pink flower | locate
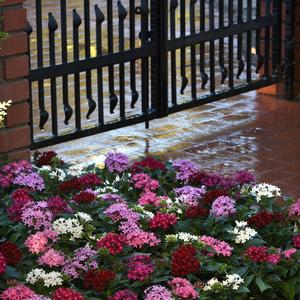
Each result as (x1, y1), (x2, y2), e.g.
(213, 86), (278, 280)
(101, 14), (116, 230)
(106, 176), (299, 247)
(0, 284), (36, 300)
(138, 191), (162, 206)
(200, 235), (233, 257)
(168, 278), (198, 299)
(131, 173), (159, 192)
(125, 230), (161, 249)
(25, 230), (58, 254)
(210, 196), (236, 218)
(289, 198), (300, 218)
(127, 255), (154, 281)
(38, 249), (65, 267)
(283, 248), (297, 259)
(144, 285), (172, 300)
(109, 289), (138, 300)
(267, 253), (281, 265)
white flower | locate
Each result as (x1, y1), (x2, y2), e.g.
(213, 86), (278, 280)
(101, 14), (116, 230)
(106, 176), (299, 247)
(39, 166), (51, 172)
(165, 232), (199, 244)
(52, 217), (83, 240)
(49, 168), (66, 181)
(68, 164), (86, 177)
(203, 278), (221, 291)
(26, 268), (63, 287)
(0, 100), (12, 128)
(222, 274), (244, 290)
(251, 183), (281, 202)
(233, 220), (257, 244)
(75, 212), (93, 222)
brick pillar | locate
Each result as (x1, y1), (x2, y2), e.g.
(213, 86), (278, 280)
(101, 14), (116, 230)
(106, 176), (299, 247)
(0, 0), (31, 161)
(258, 0), (299, 99)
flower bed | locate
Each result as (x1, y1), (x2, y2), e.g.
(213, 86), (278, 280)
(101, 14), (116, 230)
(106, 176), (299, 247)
(0, 152), (300, 299)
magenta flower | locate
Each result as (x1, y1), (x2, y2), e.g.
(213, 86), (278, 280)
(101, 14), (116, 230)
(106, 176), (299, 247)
(200, 235), (233, 257)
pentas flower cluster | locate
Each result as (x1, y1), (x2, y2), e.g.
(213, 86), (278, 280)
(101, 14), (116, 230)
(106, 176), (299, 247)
(84, 269), (115, 292)
(232, 221), (257, 244)
(104, 151), (129, 173)
(97, 232), (125, 255)
(149, 212), (177, 230)
(144, 285), (172, 300)
(1, 150), (300, 299)
(168, 277), (198, 299)
(251, 183), (281, 202)
(131, 173), (159, 191)
(174, 185), (206, 207)
(127, 255), (154, 281)
(200, 236), (233, 257)
(210, 196), (236, 218)
(248, 211), (284, 228)
(34, 150), (64, 167)
(131, 157), (167, 173)
(171, 245), (200, 276)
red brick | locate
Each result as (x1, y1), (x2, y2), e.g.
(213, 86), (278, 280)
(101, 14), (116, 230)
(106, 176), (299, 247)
(2, 8), (27, 32)
(0, 32), (28, 57)
(0, 80), (30, 103)
(3, 55), (29, 80)
(6, 101), (30, 127)
(0, 0), (24, 6)
(6, 148), (31, 161)
(0, 125), (30, 152)
(257, 84), (277, 96)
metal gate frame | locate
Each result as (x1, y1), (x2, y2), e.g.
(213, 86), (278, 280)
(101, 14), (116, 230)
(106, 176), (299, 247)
(27, 0), (291, 149)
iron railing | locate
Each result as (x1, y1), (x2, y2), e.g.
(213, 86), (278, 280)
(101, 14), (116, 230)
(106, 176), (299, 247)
(26, 0), (289, 149)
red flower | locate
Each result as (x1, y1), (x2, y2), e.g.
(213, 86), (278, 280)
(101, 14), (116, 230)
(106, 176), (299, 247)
(97, 233), (125, 255)
(0, 242), (22, 266)
(73, 191), (96, 204)
(0, 252), (6, 275)
(185, 206), (209, 218)
(292, 235), (300, 248)
(149, 213), (177, 230)
(59, 178), (81, 193)
(171, 245), (200, 276)
(248, 211), (284, 228)
(202, 189), (228, 205)
(52, 288), (84, 300)
(79, 174), (102, 188)
(131, 157), (167, 173)
(244, 246), (269, 263)
(34, 151), (63, 167)
(84, 269), (115, 292)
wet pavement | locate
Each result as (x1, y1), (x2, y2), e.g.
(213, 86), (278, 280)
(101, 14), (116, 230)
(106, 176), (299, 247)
(43, 91), (300, 199)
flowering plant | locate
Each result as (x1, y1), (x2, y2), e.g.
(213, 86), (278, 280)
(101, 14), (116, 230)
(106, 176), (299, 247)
(0, 100), (12, 128)
(0, 151), (299, 299)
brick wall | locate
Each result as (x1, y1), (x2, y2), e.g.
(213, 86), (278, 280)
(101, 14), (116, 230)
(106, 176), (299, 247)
(0, 0), (31, 161)
(294, 1), (300, 97)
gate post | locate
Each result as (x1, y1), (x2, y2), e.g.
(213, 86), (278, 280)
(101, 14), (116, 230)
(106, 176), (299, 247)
(150, 0), (168, 117)
(0, 0), (31, 161)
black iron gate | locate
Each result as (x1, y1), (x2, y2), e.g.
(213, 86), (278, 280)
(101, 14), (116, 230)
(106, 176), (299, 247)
(27, 0), (289, 149)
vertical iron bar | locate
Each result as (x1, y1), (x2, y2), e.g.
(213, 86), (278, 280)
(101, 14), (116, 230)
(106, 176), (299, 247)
(129, 0), (139, 108)
(118, 1), (127, 121)
(25, 22), (34, 144)
(209, 0), (215, 94)
(107, 0), (118, 114)
(95, 5), (105, 125)
(246, 0), (252, 83)
(272, 0), (282, 75)
(35, 0), (48, 130)
(73, 9), (82, 131)
(255, 0), (263, 73)
(190, 0), (197, 100)
(200, 0), (208, 89)
(285, 0), (295, 99)
(219, 0), (228, 84)
(180, 0), (188, 94)
(84, 0), (96, 119)
(48, 13), (58, 136)
(236, 0), (245, 79)
(170, 0), (178, 105)
(150, 0), (168, 117)
(140, 0), (149, 128)
(60, 0), (72, 125)
(228, 0), (234, 89)
(264, 0), (270, 78)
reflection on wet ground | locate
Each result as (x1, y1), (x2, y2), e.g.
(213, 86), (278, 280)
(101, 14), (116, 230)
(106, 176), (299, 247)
(43, 91), (300, 198)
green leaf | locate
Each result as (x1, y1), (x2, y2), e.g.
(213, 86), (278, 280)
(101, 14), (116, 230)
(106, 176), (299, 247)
(255, 276), (272, 293)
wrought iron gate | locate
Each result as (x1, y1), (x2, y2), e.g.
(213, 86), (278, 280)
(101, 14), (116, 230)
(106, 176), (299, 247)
(27, 0), (287, 149)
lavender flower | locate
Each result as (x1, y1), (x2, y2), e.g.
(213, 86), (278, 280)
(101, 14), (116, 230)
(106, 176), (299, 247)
(210, 196), (236, 218)
(144, 285), (173, 300)
(105, 151), (129, 173)
(13, 172), (45, 191)
(174, 185), (206, 207)
(172, 159), (198, 183)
